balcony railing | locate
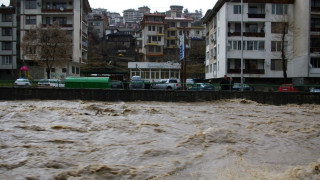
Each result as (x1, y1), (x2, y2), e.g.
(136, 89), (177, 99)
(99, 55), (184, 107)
(310, 47), (320, 53)
(248, 13), (265, 18)
(42, 8), (73, 13)
(228, 32), (265, 37)
(228, 69), (265, 74)
(243, 32), (265, 37)
(311, 27), (320, 32)
(42, 24), (73, 28)
(311, 7), (320, 12)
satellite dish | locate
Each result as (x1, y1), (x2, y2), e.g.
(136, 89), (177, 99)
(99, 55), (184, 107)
(60, 7), (64, 11)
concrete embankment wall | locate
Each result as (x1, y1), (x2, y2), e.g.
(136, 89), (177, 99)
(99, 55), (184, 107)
(0, 87), (319, 105)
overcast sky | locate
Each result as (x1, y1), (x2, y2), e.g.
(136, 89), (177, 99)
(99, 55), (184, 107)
(0, 0), (218, 15)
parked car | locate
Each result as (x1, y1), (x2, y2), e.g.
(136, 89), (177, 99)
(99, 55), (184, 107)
(278, 84), (298, 92)
(232, 83), (254, 91)
(110, 80), (123, 89)
(129, 76), (144, 89)
(14, 78), (31, 88)
(310, 86), (320, 93)
(152, 79), (181, 90)
(37, 79), (64, 88)
(188, 83), (215, 91)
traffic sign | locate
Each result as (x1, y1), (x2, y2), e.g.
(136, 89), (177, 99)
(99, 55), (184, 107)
(179, 35), (184, 60)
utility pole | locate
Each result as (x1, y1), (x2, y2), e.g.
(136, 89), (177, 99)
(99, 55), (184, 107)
(240, 0), (244, 91)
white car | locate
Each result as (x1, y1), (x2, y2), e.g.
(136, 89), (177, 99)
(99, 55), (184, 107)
(310, 87), (320, 93)
(37, 79), (65, 88)
(14, 78), (32, 88)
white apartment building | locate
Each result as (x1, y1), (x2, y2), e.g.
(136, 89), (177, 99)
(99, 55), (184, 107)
(7, 0), (91, 80)
(203, 0), (319, 84)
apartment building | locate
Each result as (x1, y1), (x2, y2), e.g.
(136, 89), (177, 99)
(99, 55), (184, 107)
(5, 0), (91, 80)
(293, 0), (320, 84)
(88, 14), (108, 39)
(140, 13), (166, 62)
(203, 0), (320, 84)
(0, 5), (17, 79)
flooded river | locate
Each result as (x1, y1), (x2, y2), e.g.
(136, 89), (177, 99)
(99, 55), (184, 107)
(0, 99), (319, 180)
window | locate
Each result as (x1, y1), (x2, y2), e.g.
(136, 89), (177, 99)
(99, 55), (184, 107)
(311, 58), (320, 68)
(52, 3), (67, 9)
(245, 41), (264, 51)
(2, 42), (12, 50)
(148, 26), (155, 31)
(158, 27), (163, 33)
(235, 23), (241, 32)
(149, 46), (154, 52)
(246, 24), (258, 32)
(168, 22), (175, 28)
(156, 46), (161, 52)
(249, 6), (258, 14)
(26, 15), (36, 24)
(26, 0), (37, 9)
(272, 4), (288, 15)
(180, 22), (188, 27)
(62, 68), (67, 73)
(76, 67), (80, 74)
(2, 28), (12, 36)
(2, 56), (12, 65)
(271, 22), (288, 34)
(53, 17), (67, 25)
(72, 66), (75, 73)
(271, 59), (286, 70)
(2, 14), (12, 22)
(228, 40), (242, 51)
(234, 5), (241, 14)
(271, 41), (288, 52)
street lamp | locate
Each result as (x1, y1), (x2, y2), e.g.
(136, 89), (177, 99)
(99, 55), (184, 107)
(240, 0), (244, 91)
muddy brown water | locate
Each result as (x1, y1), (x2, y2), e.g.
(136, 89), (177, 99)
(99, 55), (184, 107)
(0, 99), (319, 180)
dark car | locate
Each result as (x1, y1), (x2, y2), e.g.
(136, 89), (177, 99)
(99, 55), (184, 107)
(232, 83), (254, 91)
(188, 83), (215, 91)
(110, 80), (124, 89)
(129, 76), (144, 89)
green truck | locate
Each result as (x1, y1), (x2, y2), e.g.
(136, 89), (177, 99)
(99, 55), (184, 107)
(65, 77), (110, 89)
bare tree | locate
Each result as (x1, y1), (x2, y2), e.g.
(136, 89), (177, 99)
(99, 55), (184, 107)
(21, 22), (72, 79)
(271, 4), (296, 83)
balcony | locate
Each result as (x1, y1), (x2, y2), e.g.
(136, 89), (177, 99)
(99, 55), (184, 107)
(311, 7), (320, 12)
(248, 13), (265, 18)
(228, 32), (265, 37)
(42, 8), (73, 13)
(228, 32), (241, 36)
(42, 24), (73, 28)
(227, 69), (265, 74)
(310, 47), (320, 53)
(243, 32), (265, 37)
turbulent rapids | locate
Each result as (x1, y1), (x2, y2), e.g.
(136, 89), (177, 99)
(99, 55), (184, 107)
(0, 99), (319, 179)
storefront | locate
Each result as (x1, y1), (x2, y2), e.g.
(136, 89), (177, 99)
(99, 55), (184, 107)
(128, 62), (181, 82)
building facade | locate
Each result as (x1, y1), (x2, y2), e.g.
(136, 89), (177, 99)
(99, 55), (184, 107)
(0, 5), (17, 79)
(88, 14), (108, 39)
(3, 0), (91, 80)
(203, 0), (320, 84)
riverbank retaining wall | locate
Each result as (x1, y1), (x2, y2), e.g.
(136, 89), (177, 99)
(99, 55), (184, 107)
(0, 87), (319, 105)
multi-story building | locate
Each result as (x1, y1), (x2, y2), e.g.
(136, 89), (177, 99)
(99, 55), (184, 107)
(88, 14), (108, 39)
(0, 4), (17, 79)
(203, 0), (301, 83)
(5, 0), (91, 80)
(167, 5), (183, 18)
(123, 6), (150, 23)
(293, 0), (320, 84)
(203, 0), (320, 84)
(140, 13), (166, 62)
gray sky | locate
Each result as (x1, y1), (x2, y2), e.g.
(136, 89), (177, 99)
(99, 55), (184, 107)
(0, 0), (218, 15)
